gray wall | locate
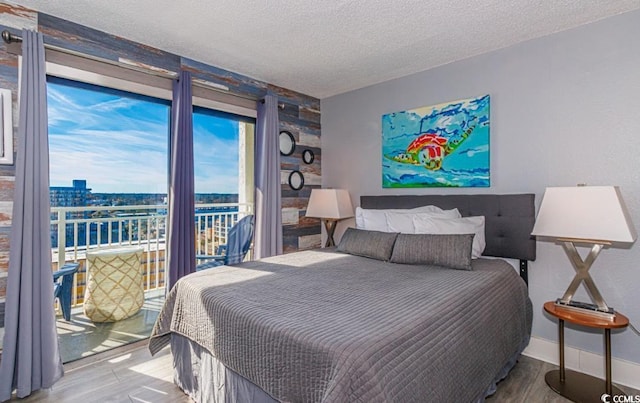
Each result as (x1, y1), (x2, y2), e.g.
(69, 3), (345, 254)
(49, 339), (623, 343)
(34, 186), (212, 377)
(321, 9), (640, 364)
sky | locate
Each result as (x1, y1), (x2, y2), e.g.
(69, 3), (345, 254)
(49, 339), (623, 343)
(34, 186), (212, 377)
(47, 78), (241, 194)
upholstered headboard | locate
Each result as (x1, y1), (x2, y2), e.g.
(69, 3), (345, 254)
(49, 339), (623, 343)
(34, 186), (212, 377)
(360, 194), (537, 283)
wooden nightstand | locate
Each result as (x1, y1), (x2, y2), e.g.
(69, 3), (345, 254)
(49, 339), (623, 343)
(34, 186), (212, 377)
(544, 301), (629, 402)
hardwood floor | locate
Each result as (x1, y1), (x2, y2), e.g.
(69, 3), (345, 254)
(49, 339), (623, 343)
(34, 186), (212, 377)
(11, 344), (640, 402)
(488, 355), (574, 402)
(489, 355), (640, 403)
(14, 340), (190, 402)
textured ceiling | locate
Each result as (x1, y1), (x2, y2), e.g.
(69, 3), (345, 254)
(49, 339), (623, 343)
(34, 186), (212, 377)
(11, 0), (640, 99)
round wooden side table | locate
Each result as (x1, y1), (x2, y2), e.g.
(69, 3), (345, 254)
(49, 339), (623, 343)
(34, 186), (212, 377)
(543, 301), (629, 402)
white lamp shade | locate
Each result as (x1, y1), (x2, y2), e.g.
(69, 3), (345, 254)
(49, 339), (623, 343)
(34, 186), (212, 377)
(306, 189), (354, 220)
(531, 186), (637, 243)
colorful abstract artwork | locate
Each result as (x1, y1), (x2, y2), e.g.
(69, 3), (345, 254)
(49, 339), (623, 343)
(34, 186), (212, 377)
(382, 94), (490, 188)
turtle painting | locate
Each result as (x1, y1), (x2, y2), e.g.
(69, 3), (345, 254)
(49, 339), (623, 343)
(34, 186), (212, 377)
(381, 94), (490, 188)
(387, 125), (476, 171)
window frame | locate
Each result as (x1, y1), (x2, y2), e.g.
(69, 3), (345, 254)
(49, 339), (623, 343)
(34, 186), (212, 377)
(44, 59), (256, 203)
(45, 55), (257, 118)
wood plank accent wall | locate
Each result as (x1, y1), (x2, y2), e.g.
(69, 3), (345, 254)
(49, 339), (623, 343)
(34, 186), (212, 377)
(0, 3), (321, 298)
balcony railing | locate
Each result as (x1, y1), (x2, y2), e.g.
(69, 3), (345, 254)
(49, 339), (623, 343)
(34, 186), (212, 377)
(51, 202), (253, 308)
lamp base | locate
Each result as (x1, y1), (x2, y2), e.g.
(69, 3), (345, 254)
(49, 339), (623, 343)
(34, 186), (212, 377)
(323, 219), (338, 248)
(556, 241), (616, 321)
(555, 299), (616, 320)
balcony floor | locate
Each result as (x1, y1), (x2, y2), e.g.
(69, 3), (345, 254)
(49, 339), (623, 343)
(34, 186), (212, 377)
(57, 288), (165, 363)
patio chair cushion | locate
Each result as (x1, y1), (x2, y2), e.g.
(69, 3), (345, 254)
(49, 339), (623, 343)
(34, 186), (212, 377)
(84, 247), (144, 322)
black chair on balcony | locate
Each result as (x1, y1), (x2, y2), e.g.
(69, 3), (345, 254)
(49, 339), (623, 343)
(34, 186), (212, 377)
(53, 262), (80, 321)
(196, 215), (255, 271)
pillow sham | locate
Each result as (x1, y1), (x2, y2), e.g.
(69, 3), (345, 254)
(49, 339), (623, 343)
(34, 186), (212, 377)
(386, 210), (466, 233)
(385, 211), (416, 233)
(337, 228), (398, 261)
(355, 208), (388, 231)
(389, 233), (474, 270)
(412, 215), (486, 259)
(355, 205), (461, 232)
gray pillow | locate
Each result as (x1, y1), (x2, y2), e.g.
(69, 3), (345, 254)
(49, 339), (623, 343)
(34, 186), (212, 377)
(390, 233), (474, 270)
(337, 228), (398, 261)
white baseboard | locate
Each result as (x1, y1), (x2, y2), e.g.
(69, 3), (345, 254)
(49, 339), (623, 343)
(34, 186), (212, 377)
(522, 336), (640, 390)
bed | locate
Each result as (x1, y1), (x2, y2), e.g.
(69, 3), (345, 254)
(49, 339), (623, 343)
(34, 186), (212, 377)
(149, 193), (536, 402)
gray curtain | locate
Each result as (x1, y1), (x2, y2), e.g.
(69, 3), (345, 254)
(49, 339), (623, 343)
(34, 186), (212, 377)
(254, 95), (282, 259)
(167, 70), (195, 291)
(0, 30), (64, 400)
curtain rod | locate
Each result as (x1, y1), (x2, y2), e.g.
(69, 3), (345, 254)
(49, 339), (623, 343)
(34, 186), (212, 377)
(1, 30), (15, 44)
(260, 99), (286, 109)
(2, 29), (284, 109)
(2, 29), (177, 81)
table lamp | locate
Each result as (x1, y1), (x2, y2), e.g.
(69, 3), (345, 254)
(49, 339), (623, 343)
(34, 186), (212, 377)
(531, 185), (637, 319)
(306, 189), (354, 247)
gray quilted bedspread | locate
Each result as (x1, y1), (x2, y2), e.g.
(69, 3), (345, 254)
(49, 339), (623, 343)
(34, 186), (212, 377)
(149, 249), (532, 402)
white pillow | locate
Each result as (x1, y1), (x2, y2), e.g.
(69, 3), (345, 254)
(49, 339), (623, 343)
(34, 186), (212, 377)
(386, 211), (416, 233)
(403, 205), (461, 218)
(385, 210), (460, 233)
(355, 208), (388, 231)
(355, 205), (461, 232)
(412, 215), (486, 259)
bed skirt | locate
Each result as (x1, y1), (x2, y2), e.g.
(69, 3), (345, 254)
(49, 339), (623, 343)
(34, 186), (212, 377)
(171, 333), (278, 403)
